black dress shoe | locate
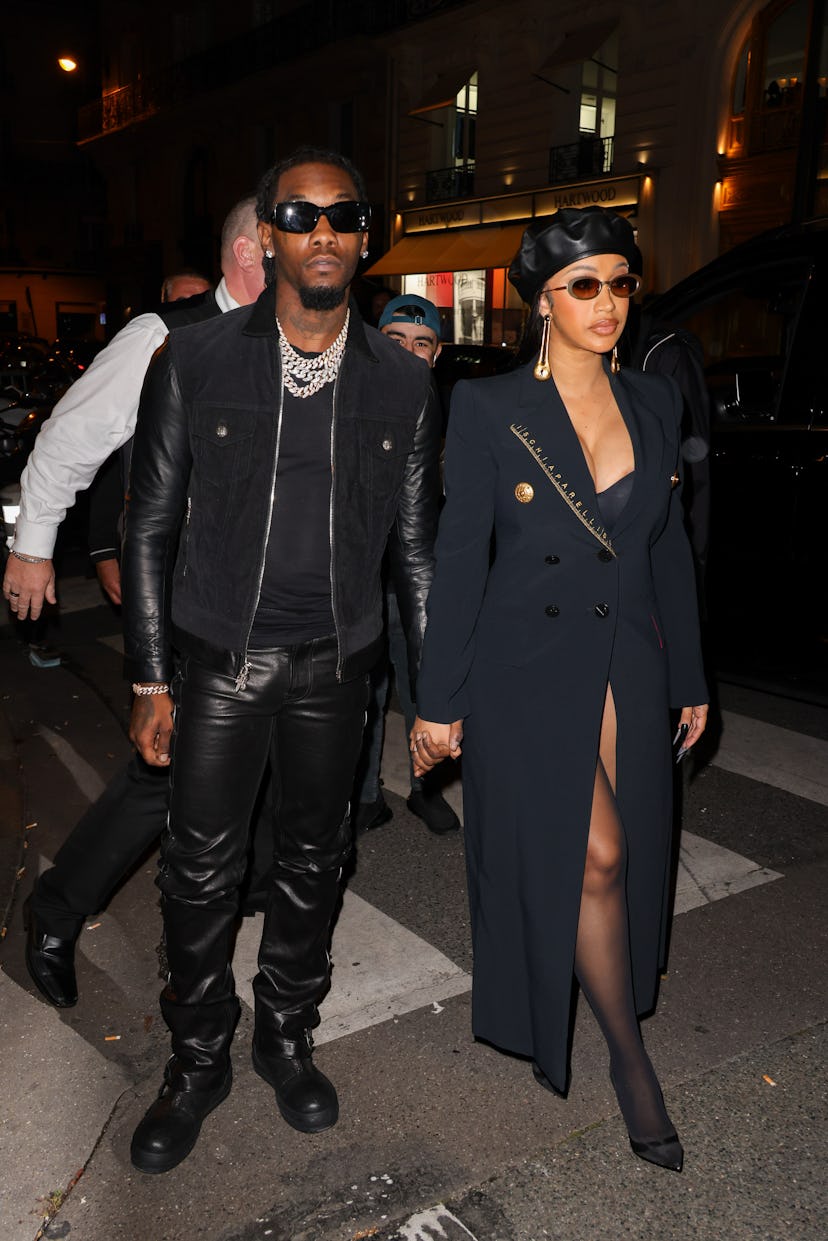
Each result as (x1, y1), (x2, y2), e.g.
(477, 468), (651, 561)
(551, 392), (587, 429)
(252, 1034), (338, 1133)
(406, 788), (460, 835)
(23, 897), (78, 1008)
(353, 793), (393, 835)
(130, 1062), (232, 1174)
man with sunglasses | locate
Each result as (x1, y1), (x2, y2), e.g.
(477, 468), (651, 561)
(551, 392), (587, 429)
(122, 148), (440, 1173)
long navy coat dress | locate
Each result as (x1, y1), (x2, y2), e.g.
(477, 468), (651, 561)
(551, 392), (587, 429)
(416, 359), (708, 1092)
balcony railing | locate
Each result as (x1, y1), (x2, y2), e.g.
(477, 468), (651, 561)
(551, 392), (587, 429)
(79, 0), (472, 140)
(425, 164), (475, 203)
(548, 136), (614, 185)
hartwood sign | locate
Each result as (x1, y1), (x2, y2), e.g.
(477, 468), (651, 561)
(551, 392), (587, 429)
(404, 176), (641, 234)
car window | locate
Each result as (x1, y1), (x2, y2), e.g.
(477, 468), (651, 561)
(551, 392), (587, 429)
(673, 260), (812, 425)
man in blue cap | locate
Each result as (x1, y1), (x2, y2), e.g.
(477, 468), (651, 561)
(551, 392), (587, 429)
(378, 293), (443, 366)
(353, 293), (460, 836)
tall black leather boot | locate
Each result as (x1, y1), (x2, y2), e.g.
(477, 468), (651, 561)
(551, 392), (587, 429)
(131, 894), (241, 1173)
(252, 1030), (338, 1133)
(131, 1055), (233, 1174)
(252, 842), (347, 1132)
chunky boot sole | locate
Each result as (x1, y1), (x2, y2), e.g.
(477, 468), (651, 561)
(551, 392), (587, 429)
(252, 1044), (338, 1134)
(130, 1073), (232, 1174)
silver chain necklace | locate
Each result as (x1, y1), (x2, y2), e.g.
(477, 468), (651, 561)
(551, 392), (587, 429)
(276, 309), (349, 399)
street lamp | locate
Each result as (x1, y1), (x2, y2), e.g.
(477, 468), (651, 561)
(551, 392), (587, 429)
(58, 56), (78, 73)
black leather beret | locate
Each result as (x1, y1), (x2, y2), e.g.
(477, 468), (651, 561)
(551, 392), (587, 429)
(508, 207), (641, 304)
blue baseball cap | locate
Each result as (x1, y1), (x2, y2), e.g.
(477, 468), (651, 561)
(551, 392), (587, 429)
(378, 293), (441, 337)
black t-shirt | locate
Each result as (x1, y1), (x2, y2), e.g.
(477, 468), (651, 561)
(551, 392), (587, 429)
(249, 381), (335, 647)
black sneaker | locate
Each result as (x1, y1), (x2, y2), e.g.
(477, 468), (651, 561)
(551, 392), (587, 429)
(406, 789), (460, 835)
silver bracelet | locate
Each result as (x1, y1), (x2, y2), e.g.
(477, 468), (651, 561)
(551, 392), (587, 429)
(10, 549), (49, 565)
(132, 682), (170, 696)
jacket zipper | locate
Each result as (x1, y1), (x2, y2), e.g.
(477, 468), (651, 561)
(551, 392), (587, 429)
(329, 366), (343, 681)
(235, 345), (285, 692)
(182, 496), (192, 576)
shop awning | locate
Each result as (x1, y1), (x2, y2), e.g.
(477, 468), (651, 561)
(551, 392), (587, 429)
(366, 223), (527, 277)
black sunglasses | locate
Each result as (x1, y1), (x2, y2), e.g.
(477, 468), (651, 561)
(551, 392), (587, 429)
(270, 200), (372, 234)
(542, 274), (641, 300)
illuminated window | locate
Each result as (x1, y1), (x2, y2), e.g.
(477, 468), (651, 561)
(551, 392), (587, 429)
(579, 31), (617, 138)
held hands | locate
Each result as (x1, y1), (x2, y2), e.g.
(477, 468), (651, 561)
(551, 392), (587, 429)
(410, 715), (464, 778)
(2, 557), (57, 621)
(674, 703), (709, 762)
(129, 693), (174, 766)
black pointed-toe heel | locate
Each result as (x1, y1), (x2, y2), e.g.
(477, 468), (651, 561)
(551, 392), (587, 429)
(629, 1132), (684, 1172)
(531, 1061), (570, 1099)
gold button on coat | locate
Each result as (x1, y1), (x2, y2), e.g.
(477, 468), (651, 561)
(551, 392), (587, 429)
(515, 482), (534, 503)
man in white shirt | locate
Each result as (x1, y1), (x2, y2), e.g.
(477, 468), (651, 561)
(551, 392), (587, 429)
(2, 196), (264, 620)
(10, 197), (266, 1012)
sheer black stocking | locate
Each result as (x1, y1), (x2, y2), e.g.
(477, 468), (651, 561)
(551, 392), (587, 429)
(573, 688), (675, 1143)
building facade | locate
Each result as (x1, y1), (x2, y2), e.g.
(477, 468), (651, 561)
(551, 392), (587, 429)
(73, 0), (826, 340)
(368, 0), (826, 343)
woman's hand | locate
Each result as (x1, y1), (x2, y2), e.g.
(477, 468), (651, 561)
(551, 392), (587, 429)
(676, 703), (709, 757)
(410, 716), (464, 778)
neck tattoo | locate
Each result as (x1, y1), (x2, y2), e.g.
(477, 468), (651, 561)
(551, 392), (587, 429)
(276, 309), (350, 399)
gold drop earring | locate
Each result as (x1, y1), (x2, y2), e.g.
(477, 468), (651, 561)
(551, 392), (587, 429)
(611, 344), (620, 374)
(534, 314), (552, 382)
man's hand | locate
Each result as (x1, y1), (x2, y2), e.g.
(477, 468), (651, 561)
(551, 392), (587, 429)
(410, 716), (464, 778)
(2, 557), (56, 621)
(95, 557), (122, 605)
(129, 692), (174, 766)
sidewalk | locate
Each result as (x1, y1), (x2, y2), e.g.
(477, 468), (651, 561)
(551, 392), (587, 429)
(0, 595), (825, 1241)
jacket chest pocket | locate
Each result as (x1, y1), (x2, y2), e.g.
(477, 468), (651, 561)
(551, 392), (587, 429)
(192, 410), (255, 486)
(360, 419), (416, 498)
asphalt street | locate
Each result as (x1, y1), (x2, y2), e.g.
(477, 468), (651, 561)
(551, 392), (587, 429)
(0, 570), (825, 1241)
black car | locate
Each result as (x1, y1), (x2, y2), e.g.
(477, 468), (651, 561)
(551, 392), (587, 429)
(648, 217), (827, 696)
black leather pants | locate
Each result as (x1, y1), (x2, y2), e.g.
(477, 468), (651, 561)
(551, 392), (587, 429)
(159, 635), (368, 1087)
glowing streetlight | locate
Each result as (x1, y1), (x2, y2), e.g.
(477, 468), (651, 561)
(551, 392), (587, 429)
(58, 57), (78, 73)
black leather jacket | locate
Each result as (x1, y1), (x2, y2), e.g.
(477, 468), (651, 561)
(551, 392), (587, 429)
(122, 285), (440, 689)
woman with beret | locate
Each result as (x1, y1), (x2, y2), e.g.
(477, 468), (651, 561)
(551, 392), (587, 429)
(411, 207), (708, 1172)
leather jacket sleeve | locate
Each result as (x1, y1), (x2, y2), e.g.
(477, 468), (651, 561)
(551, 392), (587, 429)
(122, 342), (192, 682)
(387, 382), (441, 701)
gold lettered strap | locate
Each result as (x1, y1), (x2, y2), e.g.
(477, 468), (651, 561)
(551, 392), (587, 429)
(509, 422), (616, 557)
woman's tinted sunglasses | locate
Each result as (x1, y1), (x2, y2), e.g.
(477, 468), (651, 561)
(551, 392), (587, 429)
(270, 200), (372, 234)
(542, 274), (641, 300)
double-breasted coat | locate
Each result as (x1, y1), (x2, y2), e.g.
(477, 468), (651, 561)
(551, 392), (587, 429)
(416, 359), (708, 1091)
